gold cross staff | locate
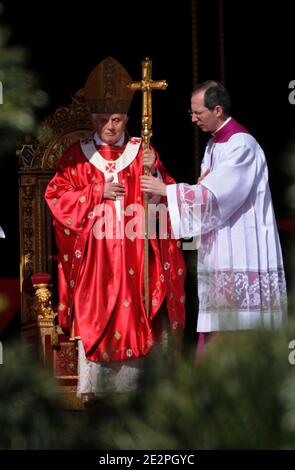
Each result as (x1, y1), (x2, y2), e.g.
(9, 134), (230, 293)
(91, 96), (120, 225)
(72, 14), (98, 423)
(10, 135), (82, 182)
(128, 57), (168, 317)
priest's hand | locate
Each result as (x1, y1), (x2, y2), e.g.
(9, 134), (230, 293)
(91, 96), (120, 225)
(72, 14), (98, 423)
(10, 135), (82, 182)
(103, 175), (125, 200)
(142, 148), (156, 174)
(197, 169), (210, 184)
(140, 175), (167, 197)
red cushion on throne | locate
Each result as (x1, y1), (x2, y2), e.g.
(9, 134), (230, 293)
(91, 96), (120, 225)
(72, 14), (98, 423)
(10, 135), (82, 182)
(31, 272), (52, 285)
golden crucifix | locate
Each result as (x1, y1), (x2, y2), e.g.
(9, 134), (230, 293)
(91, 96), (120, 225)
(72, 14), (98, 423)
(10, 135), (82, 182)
(128, 57), (168, 317)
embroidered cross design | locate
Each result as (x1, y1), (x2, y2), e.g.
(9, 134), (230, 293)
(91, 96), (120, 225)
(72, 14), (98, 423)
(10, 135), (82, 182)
(130, 137), (141, 145)
(105, 162), (117, 173)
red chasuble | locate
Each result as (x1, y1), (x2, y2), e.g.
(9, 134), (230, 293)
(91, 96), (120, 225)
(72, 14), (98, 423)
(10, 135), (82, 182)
(45, 135), (186, 363)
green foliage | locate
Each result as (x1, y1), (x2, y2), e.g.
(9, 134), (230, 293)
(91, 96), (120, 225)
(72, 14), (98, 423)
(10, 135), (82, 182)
(0, 342), (63, 449)
(2, 327), (295, 450)
(0, 5), (47, 156)
(0, 341), (115, 450)
(96, 325), (295, 450)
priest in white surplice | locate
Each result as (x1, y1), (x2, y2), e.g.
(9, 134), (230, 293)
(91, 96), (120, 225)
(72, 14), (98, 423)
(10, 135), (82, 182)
(141, 80), (287, 348)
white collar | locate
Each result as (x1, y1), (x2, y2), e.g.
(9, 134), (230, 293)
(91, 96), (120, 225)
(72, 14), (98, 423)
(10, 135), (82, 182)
(80, 136), (141, 177)
(80, 136), (142, 221)
(214, 116), (232, 134)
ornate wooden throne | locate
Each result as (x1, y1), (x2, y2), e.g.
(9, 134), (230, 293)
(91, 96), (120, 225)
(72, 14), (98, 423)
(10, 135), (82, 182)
(18, 90), (93, 409)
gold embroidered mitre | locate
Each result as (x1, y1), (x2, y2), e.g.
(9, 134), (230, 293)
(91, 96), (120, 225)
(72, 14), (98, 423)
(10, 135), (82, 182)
(84, 57), (134, 114)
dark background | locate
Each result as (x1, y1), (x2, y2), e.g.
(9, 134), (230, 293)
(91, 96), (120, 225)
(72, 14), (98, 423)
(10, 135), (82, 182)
(0, 0), (294, 334)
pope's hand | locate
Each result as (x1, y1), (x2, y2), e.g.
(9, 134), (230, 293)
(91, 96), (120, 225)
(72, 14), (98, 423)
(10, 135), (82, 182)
(142, 148), (156, 173)
(103, 175), (125, 200)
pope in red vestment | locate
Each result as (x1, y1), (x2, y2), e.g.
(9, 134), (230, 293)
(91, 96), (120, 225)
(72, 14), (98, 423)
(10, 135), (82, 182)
(45, 132), (186, 362)
(45, 58), (186, 398)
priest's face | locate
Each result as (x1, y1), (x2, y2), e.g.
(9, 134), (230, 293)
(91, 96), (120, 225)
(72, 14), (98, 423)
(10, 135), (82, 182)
(91, 114), (128, 145)
(190, 92), (220, 133)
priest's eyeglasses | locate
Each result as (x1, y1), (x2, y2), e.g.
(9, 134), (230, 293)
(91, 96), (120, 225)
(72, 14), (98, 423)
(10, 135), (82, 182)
(188, 109), (207, 117)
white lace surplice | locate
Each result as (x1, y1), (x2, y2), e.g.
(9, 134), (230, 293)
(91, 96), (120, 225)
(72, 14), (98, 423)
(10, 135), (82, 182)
(167, 132), (287, 332)
(77, 340), (143, 397)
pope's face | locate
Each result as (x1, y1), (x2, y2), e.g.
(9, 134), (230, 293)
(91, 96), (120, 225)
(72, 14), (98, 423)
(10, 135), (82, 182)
(91, 114), (128, 145)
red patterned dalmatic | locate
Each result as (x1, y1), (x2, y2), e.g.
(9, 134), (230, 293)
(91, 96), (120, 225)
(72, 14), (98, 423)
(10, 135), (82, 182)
(45, 135), (186, 363)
